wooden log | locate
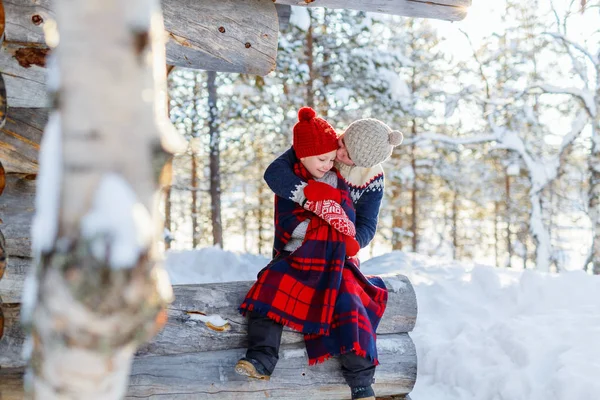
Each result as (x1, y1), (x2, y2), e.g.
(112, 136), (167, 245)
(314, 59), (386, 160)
(275, 0), (470, 21)
(0, 108), (47, 174)
(0, 70), (6, 128)
(276, 4), (292, 31)
(0, 256), (29, 303)
(0, 368), (25, 400)
(138, 275), (417, 357)
(127, 333), (416, 399)
(0, 43), (49, 108)
(1, 274), (416, 367)
(0, 173), (36, 258)
(163, 0), (278, 74)
(1, 342), (415, 400)
(2, 0), (279, 79)
(0, 303), (24, 368)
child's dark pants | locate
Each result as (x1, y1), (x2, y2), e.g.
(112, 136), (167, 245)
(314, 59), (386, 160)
(246, 311), (376, 388)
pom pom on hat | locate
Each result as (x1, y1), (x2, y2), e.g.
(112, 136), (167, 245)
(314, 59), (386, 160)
(298, 107), (316, 122)
(389, 130), (404, 146)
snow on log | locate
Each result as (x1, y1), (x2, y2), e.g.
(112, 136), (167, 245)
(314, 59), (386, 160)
(0, 108), (47, 175)
(275, 0), (470, 21)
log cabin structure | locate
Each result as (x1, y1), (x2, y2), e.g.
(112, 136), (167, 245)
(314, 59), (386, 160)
(0, 0), (472, 398)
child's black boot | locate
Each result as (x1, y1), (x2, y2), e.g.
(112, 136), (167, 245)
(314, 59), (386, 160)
(351, 385), (375, 400)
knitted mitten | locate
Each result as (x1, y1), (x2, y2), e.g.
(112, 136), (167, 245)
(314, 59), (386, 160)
(304, 199), (356, 237)
(304, 180), (342, 203)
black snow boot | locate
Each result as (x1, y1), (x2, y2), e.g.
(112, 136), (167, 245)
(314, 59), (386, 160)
(351, 385), (376, 400)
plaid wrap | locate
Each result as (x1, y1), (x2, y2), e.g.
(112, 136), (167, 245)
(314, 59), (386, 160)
(240, 161), (388, 365)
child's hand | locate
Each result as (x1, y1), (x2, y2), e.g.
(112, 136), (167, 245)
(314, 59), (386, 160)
(344, 235), (360, 257)
(304, 180), (342, 203)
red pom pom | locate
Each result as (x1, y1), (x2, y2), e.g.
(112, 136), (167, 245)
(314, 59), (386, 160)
(298, 107), (316, 122)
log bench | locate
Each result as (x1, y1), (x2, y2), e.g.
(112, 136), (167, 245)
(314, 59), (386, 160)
(1, 276), (417, 399)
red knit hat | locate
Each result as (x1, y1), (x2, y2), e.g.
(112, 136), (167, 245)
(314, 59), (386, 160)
(293, 107), (339, 159)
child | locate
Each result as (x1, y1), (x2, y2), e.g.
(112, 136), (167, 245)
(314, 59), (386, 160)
(260, 117), (403, 399)
(265, 118), (403, 250)
(236, 108), (389, 400)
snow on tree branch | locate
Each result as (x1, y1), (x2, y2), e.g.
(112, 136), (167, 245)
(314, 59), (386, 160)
(543, 31), (598, 67)
(535, 83), (597, 117)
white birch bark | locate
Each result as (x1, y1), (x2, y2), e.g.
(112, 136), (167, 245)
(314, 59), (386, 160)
(24, 0), (173, 398)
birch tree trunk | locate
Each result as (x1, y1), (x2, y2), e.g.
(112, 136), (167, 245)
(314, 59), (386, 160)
(24, 1), (172, 398)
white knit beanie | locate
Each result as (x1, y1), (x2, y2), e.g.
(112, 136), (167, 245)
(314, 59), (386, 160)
(343, 118), (403, 168)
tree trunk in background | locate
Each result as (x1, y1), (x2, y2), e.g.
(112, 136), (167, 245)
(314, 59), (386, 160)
(505, 172), (512, 267)
(191, 152), (199, 248)
(452, 189), (459, 260)
(391, 210), (404, 251)
(494, 202), (500, 267)
(410, 121), (418, 252)
(305, 10), (315, 109)
(207, 71), (223, 248)
(164, 185), (172, 249)
(25, 1), (171, 398)
(590, 96), (600, 274)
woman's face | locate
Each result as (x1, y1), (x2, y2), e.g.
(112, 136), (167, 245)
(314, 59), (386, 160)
(336, 134), (355, 166)
(301, 149), (338, 179)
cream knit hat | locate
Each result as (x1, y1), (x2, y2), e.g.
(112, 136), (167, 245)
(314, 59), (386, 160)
(343, 118), (403, 168)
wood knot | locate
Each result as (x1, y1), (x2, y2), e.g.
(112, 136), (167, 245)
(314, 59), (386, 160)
(218, 26), (226, 33)
(31, 15), (44, 26)
(13, 47), (50, 69)
(245, 42), (252, 48)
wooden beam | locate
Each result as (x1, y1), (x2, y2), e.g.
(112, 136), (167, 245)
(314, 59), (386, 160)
(0, 108), (47, 174)
(0, 303), (23, 368)
(138, 276), (417, 357)
(2, 0), (279, 77)
(277, 0), (469, 21)
(0, 343), (415, 400)
(2, 274), (416, 367)
(128, 334), (416, 399)
(0, 43), (49, 108)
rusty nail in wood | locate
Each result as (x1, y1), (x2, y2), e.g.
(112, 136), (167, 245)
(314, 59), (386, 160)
(218, 26), (226, 33)
(32, 15), (44, 25)
(245, 42), (252, 48)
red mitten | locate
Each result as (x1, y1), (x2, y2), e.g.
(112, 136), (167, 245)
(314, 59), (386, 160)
(304, 199), (356, 237)
(344, 236), (360, 257)
(304, 180), (342, 203)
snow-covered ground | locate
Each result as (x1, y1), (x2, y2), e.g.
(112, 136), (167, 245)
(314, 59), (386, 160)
(164, 247), (600, 400)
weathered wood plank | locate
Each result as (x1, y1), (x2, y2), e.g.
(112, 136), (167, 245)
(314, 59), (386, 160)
(0, 303), (24, 368)
(0, 368), (25, 400)
(0, 108), (47, 174)
(1, 274), (416, 367)
(0, 336), (415, 400)
(138, 275), (417, 357)
(276, 4), (292, 31)
(128, 333), (416, 399)
(0, 173), (36, 258)
(277, 0), (469, 21)
(0, 43), (49, 108)
(0, 256), (29, 303)
(163, 0), (278, 74)
(2, 0), (279, 78)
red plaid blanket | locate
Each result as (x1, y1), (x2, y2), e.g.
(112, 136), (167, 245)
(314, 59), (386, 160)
(240, 161), (388, 364)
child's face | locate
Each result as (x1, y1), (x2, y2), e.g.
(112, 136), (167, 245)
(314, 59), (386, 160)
(336, 134), (355, 166)
(301, 150), (337, 179)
